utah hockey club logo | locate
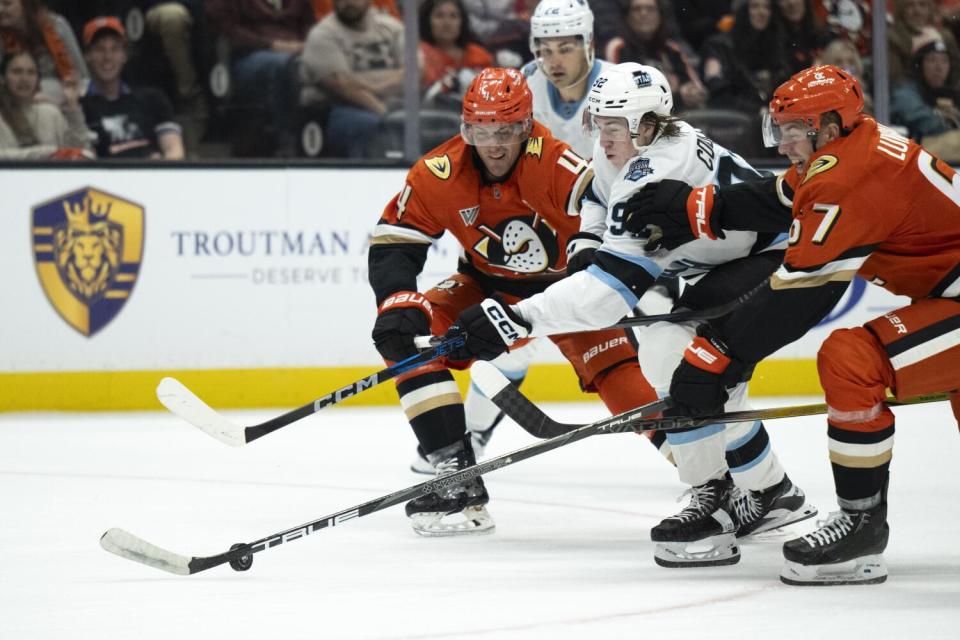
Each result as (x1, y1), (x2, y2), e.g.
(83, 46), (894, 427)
(32, 187), (144, 336)
(633, 70), (652, 88)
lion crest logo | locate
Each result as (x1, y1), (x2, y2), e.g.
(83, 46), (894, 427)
(32, 187), (144, 336)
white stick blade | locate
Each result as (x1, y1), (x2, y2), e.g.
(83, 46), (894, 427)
(157, 377), (245, 447)
(100, 528), (192, 575)
(470, 361), (511, 399)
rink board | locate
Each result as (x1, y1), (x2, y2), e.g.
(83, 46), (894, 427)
(0, 167), (908, 410)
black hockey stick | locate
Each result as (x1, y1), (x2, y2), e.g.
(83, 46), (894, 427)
(470, 361), (950, 439)
(100, 396), (672, 575)
(157, 335), (463, 446)
(594, 277), (766, 331)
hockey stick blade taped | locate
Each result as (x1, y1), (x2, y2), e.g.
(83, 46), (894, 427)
(156, 377), (245, 447)
(100, 528), (192, 575)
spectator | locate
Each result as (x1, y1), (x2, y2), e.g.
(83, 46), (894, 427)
(701, 0), (792, 115)
(778, 0), (832, 72)
(819, 36), (873, 110)
(419, 0), (492, 105)
(206, 0), (314, 156)
(144, 1), (208, 154)
(891, 38), (960, 160)
(80, 16), (184, 159)
(672, 0), (733, 53)
(942, 0), (960, 44)
(300, 0), (404, 158)
(587, 0), (621, 54)
(0, 0), (88, 106)
(812, 0), (874, 55)
(0, 49), (91, 159)
(604, 0), (708, 111)
(461, 0), (530, 65)
(888, 0), (960, 82)
(311, 0), (398, 19)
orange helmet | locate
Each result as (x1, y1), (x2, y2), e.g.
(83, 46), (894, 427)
(769, 64), (864, 130)
(462, 67), (533, 125)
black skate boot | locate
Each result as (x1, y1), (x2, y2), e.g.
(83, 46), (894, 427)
(651, 476), (740, 568)
(731, 474), (818, 538)
(780, 502), (889, 586)
(405, 436), (495, 536)
(409, 423), (498, 475)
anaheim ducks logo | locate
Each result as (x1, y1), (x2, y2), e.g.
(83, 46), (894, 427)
(32, 187), (144, 336)
(802, 154), (838, 184)
(525, 137), (543, 159)
(424, 154), (451, 180)
(472, 213), (560, 273)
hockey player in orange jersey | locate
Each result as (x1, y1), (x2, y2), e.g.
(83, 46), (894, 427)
(367, 67), (658, 536)
(619, 64), (960, 585)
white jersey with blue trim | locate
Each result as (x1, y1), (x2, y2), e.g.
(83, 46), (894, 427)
(514, 121), (786, 336)
(523, 59), (612, 159)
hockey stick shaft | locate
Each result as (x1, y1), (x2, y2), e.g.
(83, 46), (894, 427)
(420, 279), (770, 352)
(101, 396), (671, 575)
(240, 335), (459, 443)
(593, 277), (765, 331)
(159, 335), (462, 446)
(472, 361), (949, 439)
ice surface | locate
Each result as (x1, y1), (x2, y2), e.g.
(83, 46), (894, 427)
(1, 399), (958, 639)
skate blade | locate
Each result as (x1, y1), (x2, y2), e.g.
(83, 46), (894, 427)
(410, 505), (495, 537)
(740, 502), (819, 539)
(654, 534), (740, 568)
(779, 554), (888, 586)
(409, 459), (435, 475)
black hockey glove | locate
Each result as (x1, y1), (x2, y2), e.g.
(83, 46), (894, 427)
(622, 180), (725, 251)
(669, 324), (745, 416)
(444, 296), (532, 361)
(372, 291), (432, 363)
(565, 232), (602, 275)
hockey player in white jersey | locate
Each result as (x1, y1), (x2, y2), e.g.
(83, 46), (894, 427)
(410, 0), (613, 475)
(444, 63), (817, 567)
(524, 0), (610, 158)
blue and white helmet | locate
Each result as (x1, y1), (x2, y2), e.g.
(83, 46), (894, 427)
(529, 0), (595, 68)
(585, 62), (673, 143)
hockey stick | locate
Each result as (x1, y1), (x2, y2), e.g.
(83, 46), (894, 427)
(158, 335), (461, 447)
(470, 361), (950, 439)
(593, 277), (766, 331)
(102, 381), (945, 576)
(418, 279), (771, 352)
(100, 395), (672, 576)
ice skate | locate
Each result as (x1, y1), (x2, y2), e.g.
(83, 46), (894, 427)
(409, 425), (496, 475)
(405, 436), (495, 536)
(651, 476), (740, 568)
(780, 504), (889, 586)
(731, 474), (818, 538)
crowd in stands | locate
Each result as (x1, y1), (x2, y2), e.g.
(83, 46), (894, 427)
(2, 0), (960, 161)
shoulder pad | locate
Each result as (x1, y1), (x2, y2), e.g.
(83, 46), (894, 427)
(421, 153), (453, 180)
(800, 154), (839, 186)
(524, 137), (545, 159)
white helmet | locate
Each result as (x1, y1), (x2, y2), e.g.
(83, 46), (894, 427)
(529, 0), (595, 70)
(584, 63), (673, 145)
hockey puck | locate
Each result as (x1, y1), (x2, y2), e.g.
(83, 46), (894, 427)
(228, 543), (253, 571)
